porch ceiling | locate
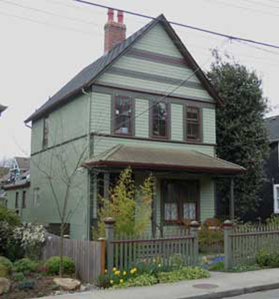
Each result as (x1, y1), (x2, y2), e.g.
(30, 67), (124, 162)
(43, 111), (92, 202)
(84, 145), (245, 174)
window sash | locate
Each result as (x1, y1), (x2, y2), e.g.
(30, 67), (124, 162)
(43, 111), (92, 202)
(114, 96), (132, 135)
(186, 107), (200, 141)
(22, 191), (26, 209)
(152, 102), (168, 138)
(15, 192), (19, 209)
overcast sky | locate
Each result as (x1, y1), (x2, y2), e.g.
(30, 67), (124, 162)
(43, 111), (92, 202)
(1, 0), (279, 160)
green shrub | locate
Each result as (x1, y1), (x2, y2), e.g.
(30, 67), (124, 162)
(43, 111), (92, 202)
(198, 226), (224, 254)
(0, 256), (13, 274)
(14, 258), (38, 273)
(0, 206), (20, 226)
(157, 267), (210, 283)
(116, 274), (158, 288)
(13, 272), (25, 282)
(209, 261), (224, 271)
(0, 263), (9, 277)
(256, 249), (279, 268)
(45, 256), (75, 275)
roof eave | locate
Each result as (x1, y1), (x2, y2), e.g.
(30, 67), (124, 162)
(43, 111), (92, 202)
(83, 160), (246, 175)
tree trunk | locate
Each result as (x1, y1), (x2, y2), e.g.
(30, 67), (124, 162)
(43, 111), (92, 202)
(59, 223), (64, 277)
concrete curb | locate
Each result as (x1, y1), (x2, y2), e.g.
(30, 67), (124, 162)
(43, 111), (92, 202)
(177, 282), (279, 299)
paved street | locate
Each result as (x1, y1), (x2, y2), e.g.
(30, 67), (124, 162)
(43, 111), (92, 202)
(229, 289), (279, 298)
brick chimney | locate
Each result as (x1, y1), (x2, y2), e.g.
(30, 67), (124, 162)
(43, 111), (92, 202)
(104, 9), (126, 53)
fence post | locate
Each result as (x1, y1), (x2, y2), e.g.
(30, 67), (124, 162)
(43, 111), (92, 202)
(224, 220), (233, 271)
(104, 217), (115, 273)
(190, 220), (199, 265)
(98, 237), (106, 274)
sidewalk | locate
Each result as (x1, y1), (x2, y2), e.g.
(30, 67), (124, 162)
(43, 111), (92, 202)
(40, 268), (279, 299)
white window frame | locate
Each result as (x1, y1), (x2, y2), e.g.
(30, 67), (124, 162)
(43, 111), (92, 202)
(273, 184), (279, 213)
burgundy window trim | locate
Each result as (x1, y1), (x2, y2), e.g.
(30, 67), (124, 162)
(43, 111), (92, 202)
(161, 179), (200, 225)
(186, 106), (201, 142)
(151, 101), (169, 140)
(113, 95), (133, 137)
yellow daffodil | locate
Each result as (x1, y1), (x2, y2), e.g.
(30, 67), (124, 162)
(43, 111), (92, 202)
(134, 267), (137, 272)
(104, 269), (107, 273)
(158, 264), (162, 268)
(120, 279), (124, 283)
(113, 267), (117, 272)
(115, 270), (120, 275)
(110, 280), (114, 285)
(123, 271), (127, 276)
(153, 258), (156, 263)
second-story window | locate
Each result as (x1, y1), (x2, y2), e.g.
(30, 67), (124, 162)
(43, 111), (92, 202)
(114, 96), (132, 135)
(186, 107), (200, 142)
(43, 116), (49, 148)
(152, 101), (168, 138)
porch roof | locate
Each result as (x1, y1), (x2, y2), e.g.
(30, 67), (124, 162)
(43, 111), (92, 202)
(84, 145), (245, 175)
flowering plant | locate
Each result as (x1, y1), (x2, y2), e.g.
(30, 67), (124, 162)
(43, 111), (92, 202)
(14, 222), (46, 259)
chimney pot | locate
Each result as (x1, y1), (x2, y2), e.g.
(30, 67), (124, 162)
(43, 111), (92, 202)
(117, 10), (124, 24)
(107, 8), (114, 21)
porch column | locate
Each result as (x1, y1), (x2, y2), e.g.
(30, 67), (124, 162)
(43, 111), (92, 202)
(152, 176), (157, 238)
(103, 173), (110, 199)
(229, 177), (235, 221)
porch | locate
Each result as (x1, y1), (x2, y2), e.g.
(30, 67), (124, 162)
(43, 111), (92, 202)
(85, 145), (245, 236)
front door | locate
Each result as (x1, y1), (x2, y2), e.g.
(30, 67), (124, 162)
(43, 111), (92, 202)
(161, 180), (199, 224)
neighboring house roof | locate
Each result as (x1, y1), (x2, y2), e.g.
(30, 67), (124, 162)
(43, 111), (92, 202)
(84, 145), (245, 174)
(3, 169), (30, 190)
(15, 157), (30, 171)
(0, 104), (7, 116)
(266, 115), (279, 143)
(25, 14), (223, 123)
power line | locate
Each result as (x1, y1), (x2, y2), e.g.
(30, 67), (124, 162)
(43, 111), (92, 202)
(72, 0), (279, 51)
(0, 0), (99, 26)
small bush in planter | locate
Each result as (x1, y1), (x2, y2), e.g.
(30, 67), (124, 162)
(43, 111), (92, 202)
(0, 256), (13, 275)
(45, 256), (75, 275)
(14, 258), (39, 273)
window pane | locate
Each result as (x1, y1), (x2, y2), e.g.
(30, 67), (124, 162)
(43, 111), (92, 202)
(183, 203), (196, 219)
(115, 97), (132, 134)
(186, 107), (200, 141)
(153, 102), (167, 137)
(165, 203), (178, 221)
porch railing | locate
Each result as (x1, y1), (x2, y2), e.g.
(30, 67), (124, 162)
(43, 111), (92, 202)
(104, 218), (199, 272)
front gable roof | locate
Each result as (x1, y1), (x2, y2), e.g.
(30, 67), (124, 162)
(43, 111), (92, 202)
(25, 14), (222, 123)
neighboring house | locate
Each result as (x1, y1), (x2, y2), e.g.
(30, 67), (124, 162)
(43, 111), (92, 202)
(0, 167), (9, 206)
(259, 115), (279, 220)
(0, 104), (7, 117)
(25, 11), (244, 239)
(2, 157), (30, 220)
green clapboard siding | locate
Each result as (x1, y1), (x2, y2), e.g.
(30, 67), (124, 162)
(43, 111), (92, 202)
(96, 23), (213, 102)
(171, 103), (184, 141)
(133, 24), (183, 58)
(135, 98), (149, 138)
(31, 119), (44, 154)
(203, 108), (216, 144)
(92, 135), (215, 157)
(113, 56), (200, 83)
(91, 92), (111, 134)
(30, 137), (89, 239)
(200, 177), (215, 221)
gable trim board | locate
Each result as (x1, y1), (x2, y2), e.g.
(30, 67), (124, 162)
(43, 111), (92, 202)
(25, 14), (223, 124)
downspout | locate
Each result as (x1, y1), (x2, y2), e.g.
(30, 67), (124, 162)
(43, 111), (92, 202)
(82, 88), (92, 240)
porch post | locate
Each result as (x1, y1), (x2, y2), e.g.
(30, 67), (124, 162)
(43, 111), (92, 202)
(224, 220), (233, 271)
(229, 177), (235, 221)
(152, 176), (157, 238)
(103, 173), (110, 199)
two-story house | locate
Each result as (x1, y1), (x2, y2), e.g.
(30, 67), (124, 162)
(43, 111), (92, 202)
(25, 12), (244, 239)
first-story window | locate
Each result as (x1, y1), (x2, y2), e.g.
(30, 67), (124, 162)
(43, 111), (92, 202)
(152, 101), (168, 138)
(114, 95), (132, 135)
(15, 192), (19, 209)
(162, 180), (199, 223)
(274, 184), (279, 213)
(186, 107), (200, 142)
(22, 190), (27, 209)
